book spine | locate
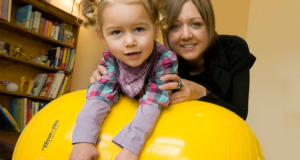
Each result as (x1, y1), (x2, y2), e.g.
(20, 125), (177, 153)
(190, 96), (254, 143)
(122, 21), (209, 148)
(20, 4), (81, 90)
(38, 18), (45, 34)
(43, 20), (49, 36)
(7, 0), (11, 22)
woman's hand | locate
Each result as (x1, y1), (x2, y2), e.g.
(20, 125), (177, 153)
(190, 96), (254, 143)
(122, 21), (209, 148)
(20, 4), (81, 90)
(90, 65), (108, 84)
(69, 143), (99, 160)
(159, 74), (207, 105)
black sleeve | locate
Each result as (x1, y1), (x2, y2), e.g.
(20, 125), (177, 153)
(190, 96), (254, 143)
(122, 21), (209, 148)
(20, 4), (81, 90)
(199, 66), (250, 120)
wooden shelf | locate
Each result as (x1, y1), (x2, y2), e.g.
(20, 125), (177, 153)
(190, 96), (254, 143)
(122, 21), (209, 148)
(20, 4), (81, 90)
(0, 54), (71, 75)
(18, 0), (82, 27)
(0, 19), (75, 49)
(0, 90), (54, 101)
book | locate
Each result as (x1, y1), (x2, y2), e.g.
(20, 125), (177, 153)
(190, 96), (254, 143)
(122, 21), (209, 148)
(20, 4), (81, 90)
(47, 48), (57, 68)
(38, 18), (45, 34)
(15, 5), (32, 29)
(65, 76), (72, 94)
(0, 0), (7, 21)
(60, 47), (67, 70)
(69, 50), (76, 71)
(47, 21), (52, 37)
(22, 98), (27, 129)
(7, 0), (12, 22)
(43, 20), (49, 36)
(54, 25), (60, 40)
(64, 48), (71, 70)
(28, 73), (48, 96)
(50, 73), (65, 98)
(0, 40), (10, 55)
(54, 47), (61, 68)
(0, 105), (21, 132)
(26, 99), (32, 125)
(39, 73), (55, 97)
(9, 98), (17, 121)
(29, 11), (34, 31)
(32, 11), (41, 33)
(16, 98), (24, 130)
(39, 102), (48, 111)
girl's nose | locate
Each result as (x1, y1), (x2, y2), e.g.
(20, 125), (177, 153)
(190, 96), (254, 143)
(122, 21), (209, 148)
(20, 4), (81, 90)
(125, 33), (137, 47)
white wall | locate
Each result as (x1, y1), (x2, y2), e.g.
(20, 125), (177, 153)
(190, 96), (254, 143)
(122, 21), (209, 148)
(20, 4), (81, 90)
(246, 0), (300, 159)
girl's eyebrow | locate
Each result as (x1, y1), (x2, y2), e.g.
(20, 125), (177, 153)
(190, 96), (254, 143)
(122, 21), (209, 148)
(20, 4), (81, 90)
(105, 26), (119, 31)
(105, 22), (151, 31)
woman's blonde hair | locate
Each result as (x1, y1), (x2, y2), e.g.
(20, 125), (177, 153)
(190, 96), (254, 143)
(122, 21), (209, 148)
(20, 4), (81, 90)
(80, 0), (159, 31)
(158, 0), (218, 49)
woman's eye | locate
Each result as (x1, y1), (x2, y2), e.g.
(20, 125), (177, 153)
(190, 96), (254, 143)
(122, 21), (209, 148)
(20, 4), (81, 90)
(135, 27), (144, 32)
(169, 24), (180, 30)
(112, 30), (122, 35)
(191, 22), (202, 27)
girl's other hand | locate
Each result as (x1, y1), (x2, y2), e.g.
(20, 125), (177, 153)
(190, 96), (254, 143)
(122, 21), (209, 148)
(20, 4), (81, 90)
(90, 65), (108, 84)
(69, 143), (99, 160)
(159, 74), (207, 105)
(115, 148), (138, 160)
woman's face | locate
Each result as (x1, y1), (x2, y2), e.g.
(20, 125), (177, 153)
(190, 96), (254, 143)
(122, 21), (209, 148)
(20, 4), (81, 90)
(167, 0), (208, 65)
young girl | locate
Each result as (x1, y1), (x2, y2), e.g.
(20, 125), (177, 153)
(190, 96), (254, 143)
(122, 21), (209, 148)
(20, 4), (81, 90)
(70, 0), (178, 159)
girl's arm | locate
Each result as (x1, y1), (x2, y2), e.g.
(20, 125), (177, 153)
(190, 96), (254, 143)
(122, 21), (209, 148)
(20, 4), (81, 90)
(112, 46), (178, 155)
(72, 53), (119, 144)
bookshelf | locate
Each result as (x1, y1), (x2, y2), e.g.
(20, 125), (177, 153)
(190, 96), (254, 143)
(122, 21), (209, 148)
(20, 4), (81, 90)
(0, 0), (82, 149)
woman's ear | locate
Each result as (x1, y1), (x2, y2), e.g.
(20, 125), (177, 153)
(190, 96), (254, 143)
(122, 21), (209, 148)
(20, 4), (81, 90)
(96, 29), (107, 45)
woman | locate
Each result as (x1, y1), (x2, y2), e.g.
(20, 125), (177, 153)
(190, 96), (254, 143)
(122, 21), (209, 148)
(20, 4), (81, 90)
(90, 0), (255, 120)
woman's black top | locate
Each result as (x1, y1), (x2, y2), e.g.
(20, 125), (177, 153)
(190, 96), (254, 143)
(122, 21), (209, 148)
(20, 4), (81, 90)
(178, 35), (256, 120)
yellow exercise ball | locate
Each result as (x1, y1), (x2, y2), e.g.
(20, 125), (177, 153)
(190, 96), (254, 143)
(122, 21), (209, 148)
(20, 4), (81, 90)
(13, 90), (264, 160)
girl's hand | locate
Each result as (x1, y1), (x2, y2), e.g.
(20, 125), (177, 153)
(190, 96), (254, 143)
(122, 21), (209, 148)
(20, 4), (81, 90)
(159, 74), (207, 105)
(69, 143), (99, 160)
(90, 65), (108, 84)
(115, 148), (138, 160)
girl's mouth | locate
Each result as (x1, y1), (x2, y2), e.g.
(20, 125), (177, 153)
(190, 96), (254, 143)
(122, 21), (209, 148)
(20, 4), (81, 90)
(125, 52), (141, 59)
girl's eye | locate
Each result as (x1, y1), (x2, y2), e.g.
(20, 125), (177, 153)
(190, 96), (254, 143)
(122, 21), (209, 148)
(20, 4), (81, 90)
(112, 30), (122, 35)
(169, 24), (180, 30)
(135, 27), (144, 32)
(191, 22), (203, 27)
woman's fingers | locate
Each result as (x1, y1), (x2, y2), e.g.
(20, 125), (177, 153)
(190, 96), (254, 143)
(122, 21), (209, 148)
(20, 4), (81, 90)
(160, 74), (181, 82)
(159, 81), (178, 90)
(169, 96), (187, 105)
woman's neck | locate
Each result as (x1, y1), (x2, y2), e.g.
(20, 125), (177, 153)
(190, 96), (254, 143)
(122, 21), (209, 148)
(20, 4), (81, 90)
(189, 56), (205, 75)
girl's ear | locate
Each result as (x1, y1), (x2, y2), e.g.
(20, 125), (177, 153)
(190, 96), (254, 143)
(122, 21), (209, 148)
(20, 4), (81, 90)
(96, 29), (107, 45)
(154, 22), (160, 39)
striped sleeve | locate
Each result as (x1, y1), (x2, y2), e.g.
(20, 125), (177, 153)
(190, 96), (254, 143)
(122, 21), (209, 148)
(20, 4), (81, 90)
(86, 50), (119, 106)
(140, 44), (178, 109)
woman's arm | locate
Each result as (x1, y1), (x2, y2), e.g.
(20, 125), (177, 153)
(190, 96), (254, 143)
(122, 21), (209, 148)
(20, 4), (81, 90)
(201, 66), (250, 120)
(159, 66), (250, 120)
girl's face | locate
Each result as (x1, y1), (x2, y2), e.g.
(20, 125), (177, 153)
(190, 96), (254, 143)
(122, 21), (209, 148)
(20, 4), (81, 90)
(99, 3), (158, 67)
(167, 0), (208, 66)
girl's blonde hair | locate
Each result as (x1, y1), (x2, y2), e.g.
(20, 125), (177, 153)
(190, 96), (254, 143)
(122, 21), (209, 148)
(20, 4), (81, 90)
(158, 0), (218, 49)
(80, 0), (159, 31)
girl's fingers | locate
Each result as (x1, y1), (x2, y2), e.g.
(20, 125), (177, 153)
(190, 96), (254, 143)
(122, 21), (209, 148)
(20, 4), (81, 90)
(97, 65), (108, 75)
(92, 69), (101, 81)
(89, 76), (96, 84)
